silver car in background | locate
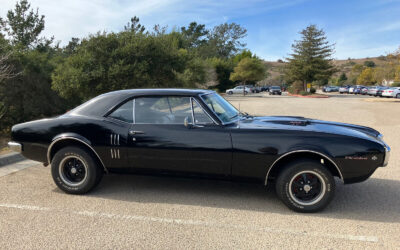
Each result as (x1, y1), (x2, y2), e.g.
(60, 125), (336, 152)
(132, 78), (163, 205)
(339, 86), (349, 94)
(226, 86), (252, 95)
(382, 87), (400, 98)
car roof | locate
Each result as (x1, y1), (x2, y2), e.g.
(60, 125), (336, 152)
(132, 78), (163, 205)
(104, 88), (214, 97)
(68, 88), (215, 117)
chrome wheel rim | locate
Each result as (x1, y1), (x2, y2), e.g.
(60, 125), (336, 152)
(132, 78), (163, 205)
(288, 170), (326, 206)
(59, 156), (88, 186)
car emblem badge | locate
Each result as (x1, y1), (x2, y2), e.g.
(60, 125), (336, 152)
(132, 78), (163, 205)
(372, 156), (378, 161)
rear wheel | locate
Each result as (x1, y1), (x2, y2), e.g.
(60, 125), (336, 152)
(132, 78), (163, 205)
(51, 146), (103, 194)
(228, 91), (233, 95)
(396, 94), (400, 99)
(275, 159), (335, 212)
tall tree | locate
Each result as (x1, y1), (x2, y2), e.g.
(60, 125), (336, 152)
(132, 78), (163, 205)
(285, 25), (336, 91)
(205, 23), (247, 58)
(124, 16), (145, 33)
(0, 0), (50, 48)
(181, 22), (208, 49)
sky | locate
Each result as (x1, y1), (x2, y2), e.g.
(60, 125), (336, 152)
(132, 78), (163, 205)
(1, 0), (400, 61)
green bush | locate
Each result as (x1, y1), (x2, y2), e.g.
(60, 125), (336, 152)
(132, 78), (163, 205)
(310, 87), (316, 94)
(288, 81), (304, 94)
(391, 82), (400, 87)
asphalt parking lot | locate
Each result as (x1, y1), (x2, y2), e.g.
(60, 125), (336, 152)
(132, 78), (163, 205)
(1, 94), (399, 249)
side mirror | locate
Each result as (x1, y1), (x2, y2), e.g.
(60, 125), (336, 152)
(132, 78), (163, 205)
(184, 116), (193, 129)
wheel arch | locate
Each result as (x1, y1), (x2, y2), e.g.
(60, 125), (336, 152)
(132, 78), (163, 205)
(265, 150), (343, 185)
(47, 133), (108, 173)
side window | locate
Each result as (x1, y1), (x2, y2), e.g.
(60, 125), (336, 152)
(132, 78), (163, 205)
(192, 100), (213, 124)
(108, 100), (133, 123)
(135, 96), (191, 124)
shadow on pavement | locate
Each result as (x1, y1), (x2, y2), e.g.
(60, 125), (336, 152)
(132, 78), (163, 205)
(87, 174), (400, 223)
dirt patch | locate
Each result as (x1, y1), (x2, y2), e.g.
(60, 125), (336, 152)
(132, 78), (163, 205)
(0, 136), (11, 155)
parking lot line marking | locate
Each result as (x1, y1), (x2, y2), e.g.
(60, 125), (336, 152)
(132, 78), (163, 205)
(0, 203), (378, 243)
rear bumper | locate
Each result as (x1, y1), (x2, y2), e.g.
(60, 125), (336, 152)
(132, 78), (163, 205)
(8, 141), (22, 153)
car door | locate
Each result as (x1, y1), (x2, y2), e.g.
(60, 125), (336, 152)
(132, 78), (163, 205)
(127, 95), (232, 176)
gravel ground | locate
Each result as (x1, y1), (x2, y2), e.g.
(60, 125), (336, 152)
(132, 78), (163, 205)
(0, 94), (399, 249)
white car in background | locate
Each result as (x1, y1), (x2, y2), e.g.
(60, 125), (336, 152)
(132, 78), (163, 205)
(348, 86), (355, 94)
(226, 86), (252, 95)
(382, 87), (400, 98)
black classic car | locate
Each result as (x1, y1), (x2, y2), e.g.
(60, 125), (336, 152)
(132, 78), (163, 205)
(8, 89), (390, 212)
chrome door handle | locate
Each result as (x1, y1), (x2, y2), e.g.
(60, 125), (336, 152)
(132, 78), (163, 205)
(129, 130), (145, 135)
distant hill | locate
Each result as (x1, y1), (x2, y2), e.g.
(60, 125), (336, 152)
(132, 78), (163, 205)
(261, 56), (389, 85)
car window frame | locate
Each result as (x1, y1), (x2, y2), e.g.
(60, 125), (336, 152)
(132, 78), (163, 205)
(105, 95), (218, 126)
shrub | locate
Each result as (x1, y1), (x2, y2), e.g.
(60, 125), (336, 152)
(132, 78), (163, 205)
(391, 82), (400, 87)
(310, 87), (316, 94)
(288, 81), (304, 94)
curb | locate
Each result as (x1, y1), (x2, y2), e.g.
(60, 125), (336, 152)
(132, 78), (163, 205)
(0, 152), (26, 167)
(288, 93), (329, 98)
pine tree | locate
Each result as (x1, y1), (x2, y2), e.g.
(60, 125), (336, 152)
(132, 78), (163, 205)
(286, 25), (336, 91)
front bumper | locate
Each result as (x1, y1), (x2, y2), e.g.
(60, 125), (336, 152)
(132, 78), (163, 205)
(8, 141), (22, 153)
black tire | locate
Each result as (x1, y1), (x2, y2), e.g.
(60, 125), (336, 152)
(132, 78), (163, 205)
(51, 146), (103, 194)
(244, 91), (248, 95)
(228, 91), (233, 95)
(396, 94), (400, 99)
(275, 159), (335, 213)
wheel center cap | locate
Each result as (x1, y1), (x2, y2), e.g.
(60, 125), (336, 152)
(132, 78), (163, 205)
(304, 184), (311, 192)
(71, 168), (77, 174)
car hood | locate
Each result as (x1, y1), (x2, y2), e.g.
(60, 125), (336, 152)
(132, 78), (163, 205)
(237, 116), (382, 141)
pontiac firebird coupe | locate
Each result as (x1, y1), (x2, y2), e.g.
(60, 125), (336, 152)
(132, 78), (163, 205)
(8, 89), (390, 212)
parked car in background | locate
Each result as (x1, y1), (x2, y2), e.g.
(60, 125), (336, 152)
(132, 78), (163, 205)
(367, 86), (378, 96)
(339, 86), (349, 94)
(245, 85), (256, 93)
(348, 86), (356, 94)
(226, 86), (251, 95)
(382, 87), (400, 98)
(269, 86), (282, 95)
(361, 87), (369, 95)
(324, 86), (339, 92)
(376, 87), (390, 97)
(8, 88), (391, 212)
(261, 86), (269, 92)
(354, 86), (366, 95)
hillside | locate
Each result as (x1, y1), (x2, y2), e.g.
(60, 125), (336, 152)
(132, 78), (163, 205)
(261, 56), (390, 85)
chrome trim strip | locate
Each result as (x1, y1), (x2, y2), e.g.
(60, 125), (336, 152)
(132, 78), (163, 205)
(111, 148), (114, 159)
(8, 141), (22, 153)
(133, 99), (136, 124)
(199, 93), (240, 125)
(190, 98), (196, 124)
(117, 134), (120, 145)
(110, 134), (113, 145)
(264, 150), (344, 185)
(191, 97), (218, 125)
(117, 149), (120, 159)
(47, 136), (108, 173)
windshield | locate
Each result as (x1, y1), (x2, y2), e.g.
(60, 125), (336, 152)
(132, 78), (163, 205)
(201, 93), (240, 123)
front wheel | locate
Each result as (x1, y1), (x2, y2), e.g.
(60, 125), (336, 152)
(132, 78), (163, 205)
(51, 146), (103, 194)
(275, 159), (335, 212)
(227, 91), (233, 95)
(396, 94), (400, 99)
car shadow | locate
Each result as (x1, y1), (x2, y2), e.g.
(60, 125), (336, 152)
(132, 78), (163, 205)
(88, 174), (400, 223)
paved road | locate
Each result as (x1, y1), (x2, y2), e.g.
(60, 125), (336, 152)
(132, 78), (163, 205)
(1, 96), (399, 249)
